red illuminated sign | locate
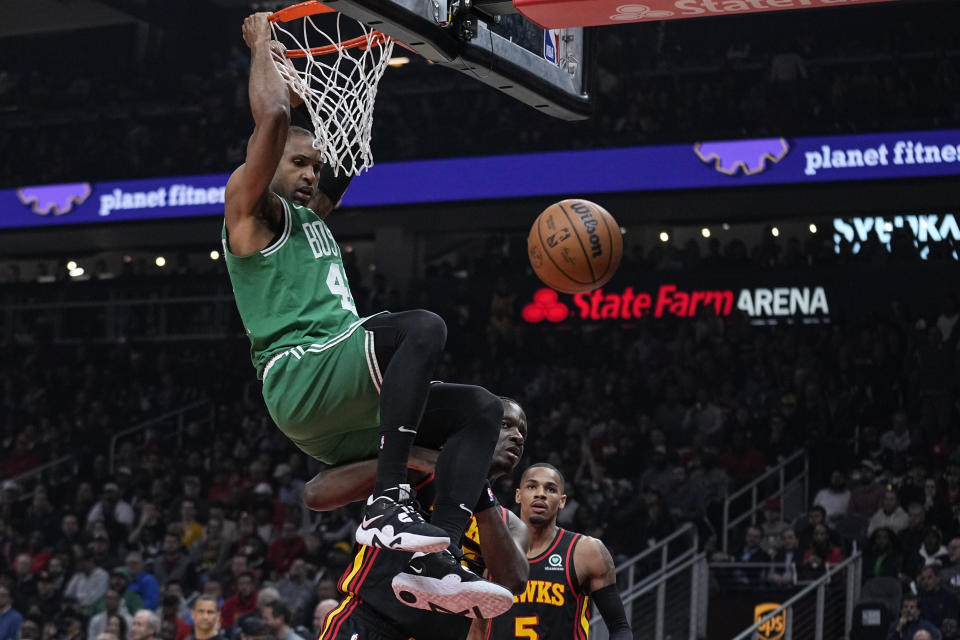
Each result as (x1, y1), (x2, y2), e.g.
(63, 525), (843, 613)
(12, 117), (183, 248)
(514, 0), (899, 29)
(522, 284), (830, 323)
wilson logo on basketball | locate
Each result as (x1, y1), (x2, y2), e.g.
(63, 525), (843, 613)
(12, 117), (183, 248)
(522, 284), (830, 323)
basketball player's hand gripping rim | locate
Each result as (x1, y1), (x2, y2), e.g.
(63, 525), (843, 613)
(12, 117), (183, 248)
(242, 12), (273, 48)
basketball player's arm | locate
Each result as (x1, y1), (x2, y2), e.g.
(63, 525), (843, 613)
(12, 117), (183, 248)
(301, 447), (440, 511)
(466, 510), (529, 640)
(476, 508), (530, 594)
(224, 12), (291, 254)
(576, 536), (631, 640)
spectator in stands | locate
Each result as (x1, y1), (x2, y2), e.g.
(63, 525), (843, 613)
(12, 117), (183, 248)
(767, 528), (801, 588)
(265, 522), (304, 577)
(87, 589), (133, 640)
(312, 599), (338, 637)
(26, 571), (61, 620)
(863, 527), (904, 584)
(881, 411), (912, 456)
(185, 595), (222, 640)
(64, 545), (109, 614)
(12, 553), (36, 611)
(903, 465), (933, 510)
(795, 505), (829, 550)
(0, 585), (23, 640)
(814, 470), (852, 526)
(175, 501), (204, 549)
(261, 601), (304, 640)
(919, 565), (960, 629)
(131, 610), (161, 640)
(270, 558), (312, 619)
(902, 505), (930, 563)
(151, 533), (196, 592)
(717, 430), (766, 485)
(105, 567), (143, 615)
(941, 539), (960, 598)
(801, 523), (843, 579)
(718, 525), (771, 587)
(906, 529), (951, 579)
(239, 618), (272, 640)
(158, 594), (190, 640)
(128, 502), (166, 562)
(923, 480), (954, 534)
(87, 483), (135, 541)
(759, 498), (789, 556)
(871, 490), (911, 536)
(887, 594), (940, 640)
(125, 552), (160, 611)
(942, 618), (959, 640)
(273, 465), (304, 510)
(850, 460), (887, 519)
(220, 572), (258, 631)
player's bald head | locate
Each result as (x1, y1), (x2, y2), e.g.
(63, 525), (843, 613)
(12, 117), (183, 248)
(521, 463), (565, 492)
(287, 125), (314, 141)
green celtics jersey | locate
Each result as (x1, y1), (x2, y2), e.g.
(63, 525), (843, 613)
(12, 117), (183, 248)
(223, 196), (361, 378)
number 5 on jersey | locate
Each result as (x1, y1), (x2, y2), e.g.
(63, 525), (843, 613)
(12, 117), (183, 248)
(326, 263), (357, 315)
(515, 616), (539, 640)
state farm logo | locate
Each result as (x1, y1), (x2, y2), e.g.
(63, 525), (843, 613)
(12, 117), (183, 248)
(522, 289), (569, 323)
(522, 284), (829, 324)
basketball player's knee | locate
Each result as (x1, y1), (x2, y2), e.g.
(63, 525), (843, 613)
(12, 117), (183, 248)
(407, 309), (447, 355)
(469, 387), (503, 435)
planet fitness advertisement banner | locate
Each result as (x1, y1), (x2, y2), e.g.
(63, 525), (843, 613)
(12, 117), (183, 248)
(3, 128), (960, 230)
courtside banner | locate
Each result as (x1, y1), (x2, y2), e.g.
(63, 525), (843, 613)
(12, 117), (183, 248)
(3, 128), (960, 229)
(515, 0), (899, 29)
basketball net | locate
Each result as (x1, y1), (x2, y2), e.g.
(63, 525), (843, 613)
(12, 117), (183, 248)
(270, 2), (395, 176)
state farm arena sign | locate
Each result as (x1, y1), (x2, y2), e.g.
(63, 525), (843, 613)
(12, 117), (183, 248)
(522, 283), (830, 325)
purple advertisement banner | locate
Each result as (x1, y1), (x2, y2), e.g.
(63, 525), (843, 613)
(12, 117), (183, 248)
(3, 128), (960, 229)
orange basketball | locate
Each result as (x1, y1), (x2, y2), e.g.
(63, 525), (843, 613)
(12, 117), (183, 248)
(528, 199), (623, 294)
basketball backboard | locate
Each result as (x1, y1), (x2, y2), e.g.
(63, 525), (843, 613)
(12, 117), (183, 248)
(319, 0), (593, 120)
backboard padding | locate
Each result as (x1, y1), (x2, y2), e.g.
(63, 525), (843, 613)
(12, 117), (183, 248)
(319, 0), (593, 120)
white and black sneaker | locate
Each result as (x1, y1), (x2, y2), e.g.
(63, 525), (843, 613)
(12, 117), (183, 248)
(355, 487), (450, 554)
(391, 549), (515, 619)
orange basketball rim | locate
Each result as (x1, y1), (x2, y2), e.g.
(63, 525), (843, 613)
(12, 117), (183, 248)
(269, 1), (394, 58)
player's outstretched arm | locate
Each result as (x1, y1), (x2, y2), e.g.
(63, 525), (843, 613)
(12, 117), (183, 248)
(224, 12), (291, 254)
(576, 537), (631, 640)
(476, 507), (530, 594)
(301, 447), (440, 511)
(467, 508), (529, 640)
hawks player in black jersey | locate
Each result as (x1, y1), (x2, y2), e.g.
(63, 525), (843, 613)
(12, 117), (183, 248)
(310, 397), (530, 638)
(487, 463), (631, 640)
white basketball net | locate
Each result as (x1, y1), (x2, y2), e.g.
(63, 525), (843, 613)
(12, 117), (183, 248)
(270, 8), (394, 176)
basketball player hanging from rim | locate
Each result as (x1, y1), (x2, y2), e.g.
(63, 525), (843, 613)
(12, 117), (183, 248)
(222, 12), (513, 613)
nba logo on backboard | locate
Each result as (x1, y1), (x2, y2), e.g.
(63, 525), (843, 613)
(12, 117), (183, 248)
(753, 603), (786, 640)
(544, 30), (561, 65)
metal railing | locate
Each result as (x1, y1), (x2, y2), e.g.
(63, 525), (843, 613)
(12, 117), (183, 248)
(592, 552), (709, 640)
(730, 552), (862, 640)
(108, 400), (214, 473)
(590, 523), (703, 640)
(722, 449), (808, 553)
(6, 455), (79, 499)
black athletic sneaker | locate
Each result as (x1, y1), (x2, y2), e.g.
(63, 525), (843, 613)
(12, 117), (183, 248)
(355, 489), (450, 554)
(391, 550), (515, 619)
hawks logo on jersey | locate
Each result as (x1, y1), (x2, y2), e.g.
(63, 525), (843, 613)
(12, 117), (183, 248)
(515, 580), (566, 606)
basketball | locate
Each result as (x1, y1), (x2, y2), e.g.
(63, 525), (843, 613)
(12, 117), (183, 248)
(527, 199), (623, 294)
